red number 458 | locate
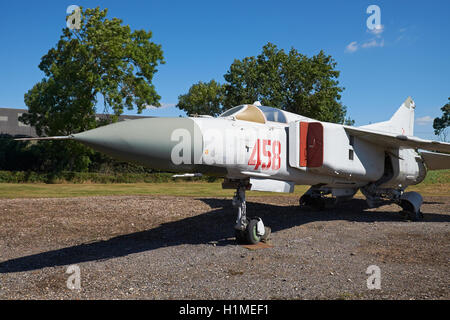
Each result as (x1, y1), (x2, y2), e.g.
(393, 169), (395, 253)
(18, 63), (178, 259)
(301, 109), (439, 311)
(248, 139), (281, 171)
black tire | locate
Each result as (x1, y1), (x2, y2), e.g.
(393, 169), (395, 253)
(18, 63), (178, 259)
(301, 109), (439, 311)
(245, 219), (262, 244)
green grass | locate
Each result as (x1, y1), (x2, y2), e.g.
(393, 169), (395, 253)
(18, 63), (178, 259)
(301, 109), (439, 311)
(0, 177), (448, 199)
(0, 181), (312, 199)
(420, 169), (450, 184)
(0, 170), (448, 199)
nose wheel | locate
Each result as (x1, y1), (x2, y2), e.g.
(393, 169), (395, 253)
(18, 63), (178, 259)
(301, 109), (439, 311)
(232, 183), (271, 244)
(235, 217), (270, 244)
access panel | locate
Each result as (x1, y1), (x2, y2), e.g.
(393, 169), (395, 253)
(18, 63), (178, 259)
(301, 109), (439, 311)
(289, 121), (324, 169)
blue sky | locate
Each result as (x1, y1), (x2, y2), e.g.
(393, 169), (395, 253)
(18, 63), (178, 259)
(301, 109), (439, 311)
(0, 0), (449, 139)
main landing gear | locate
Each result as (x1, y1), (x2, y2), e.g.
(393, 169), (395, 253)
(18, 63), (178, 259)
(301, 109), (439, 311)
(230, 181), (271, 244)
(361, 184), (424, 221)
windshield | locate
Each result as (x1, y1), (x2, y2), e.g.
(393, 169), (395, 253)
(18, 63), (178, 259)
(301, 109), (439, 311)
(258, 106), (287, 123)
(219, 105), (245, 117)
(219, 105), (287, 123)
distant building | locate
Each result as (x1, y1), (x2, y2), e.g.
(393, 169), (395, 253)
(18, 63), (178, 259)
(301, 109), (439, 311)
(0, 108), (36, 137)
(0, 107), (153, 138)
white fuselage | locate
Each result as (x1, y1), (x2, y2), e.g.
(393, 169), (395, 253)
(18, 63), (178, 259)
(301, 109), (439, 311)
(191, 115), (425, 191)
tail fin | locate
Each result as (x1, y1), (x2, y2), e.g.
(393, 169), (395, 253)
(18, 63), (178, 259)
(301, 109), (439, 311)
(360, 97), (415, 136)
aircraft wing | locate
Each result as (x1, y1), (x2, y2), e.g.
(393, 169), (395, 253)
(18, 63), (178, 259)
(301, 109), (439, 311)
(344, 126), (450, 154)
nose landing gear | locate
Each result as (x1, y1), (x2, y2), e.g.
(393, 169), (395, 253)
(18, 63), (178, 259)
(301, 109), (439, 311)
(231, 181), (271, 244)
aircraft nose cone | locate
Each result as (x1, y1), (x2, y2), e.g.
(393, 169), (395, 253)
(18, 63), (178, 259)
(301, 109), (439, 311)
(72, 117), (203, 171)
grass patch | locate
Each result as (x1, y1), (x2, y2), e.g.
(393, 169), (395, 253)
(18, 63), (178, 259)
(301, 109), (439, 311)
(421, 169), (450, 184)
(0, 182), (311, 199)
(0, 181), (448, 199)
(0, 170), (448, 199)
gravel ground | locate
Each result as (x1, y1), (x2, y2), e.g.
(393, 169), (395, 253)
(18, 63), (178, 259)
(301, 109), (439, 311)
(0, 194), (449, 300)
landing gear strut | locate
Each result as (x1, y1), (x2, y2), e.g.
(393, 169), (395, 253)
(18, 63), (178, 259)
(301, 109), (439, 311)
(231, 182), (270, 244)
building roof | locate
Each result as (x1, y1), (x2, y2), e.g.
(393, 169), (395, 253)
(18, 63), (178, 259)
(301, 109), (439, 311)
(0, 107), (154, 138)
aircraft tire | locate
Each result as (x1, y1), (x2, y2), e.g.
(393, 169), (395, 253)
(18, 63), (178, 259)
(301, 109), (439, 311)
(245, 219), (262, 245)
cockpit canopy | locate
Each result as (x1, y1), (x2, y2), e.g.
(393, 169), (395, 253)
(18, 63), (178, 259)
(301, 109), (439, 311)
(219, 104), (287, 124)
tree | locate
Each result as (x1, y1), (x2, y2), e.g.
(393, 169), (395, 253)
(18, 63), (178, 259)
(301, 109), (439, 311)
(18, 7), (164, 172)
(21, 7), (164, 137)
(178, 43), (351, 123)
(433, 98), (450, 142)
(177, 80), (225, 116)
(223, 43), (350, 123)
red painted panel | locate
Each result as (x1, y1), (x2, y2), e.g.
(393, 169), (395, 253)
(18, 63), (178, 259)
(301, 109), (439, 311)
(299, 122), (309, 167)
(306, 122), (323, 167)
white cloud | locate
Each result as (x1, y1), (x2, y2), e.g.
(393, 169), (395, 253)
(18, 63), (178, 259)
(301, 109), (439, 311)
(368, 24), (384, 36)
(416, 116), (434, 125)
(361, 38), (385, 48)
(346, 24), (386, 53)
(345, 41), (359, 53)
(345, 38), (385, 53)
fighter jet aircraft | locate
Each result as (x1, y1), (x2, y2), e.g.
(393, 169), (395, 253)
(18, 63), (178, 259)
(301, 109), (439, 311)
(17, 97), (450, 244)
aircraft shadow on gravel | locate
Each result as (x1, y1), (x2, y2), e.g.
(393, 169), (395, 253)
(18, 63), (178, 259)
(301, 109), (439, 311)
(1, 198), (449, 273)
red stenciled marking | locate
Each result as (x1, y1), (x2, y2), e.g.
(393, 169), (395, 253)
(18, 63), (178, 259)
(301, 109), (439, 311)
(248, 139), (281, 170)
(248, 138), (261, 169)
(272, 140), (281, 170)
(261, 139), (272, 170)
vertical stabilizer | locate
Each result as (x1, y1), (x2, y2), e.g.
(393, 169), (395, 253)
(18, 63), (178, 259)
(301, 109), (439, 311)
(360, 97), (415, 136)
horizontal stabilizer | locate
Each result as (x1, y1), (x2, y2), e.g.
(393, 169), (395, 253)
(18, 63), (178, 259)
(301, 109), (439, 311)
(421, 151), (450, 170)
(14, 136), (73, 141)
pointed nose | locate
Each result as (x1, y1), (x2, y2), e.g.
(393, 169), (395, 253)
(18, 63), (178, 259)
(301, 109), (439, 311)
(72, 118), (203, 171)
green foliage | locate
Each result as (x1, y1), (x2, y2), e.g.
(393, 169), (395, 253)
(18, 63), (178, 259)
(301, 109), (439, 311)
(224, 43), (349, 123)
(178, 43), (351, 123)
(0, 134), (93, 172)
(21, 7), (164, 137)
(177, 80), (225, 116)
(0, 135), (154, 174)
(17, 6), (164, 172)
(433, 98), (449, 141)
(0, 170), (219, 184)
